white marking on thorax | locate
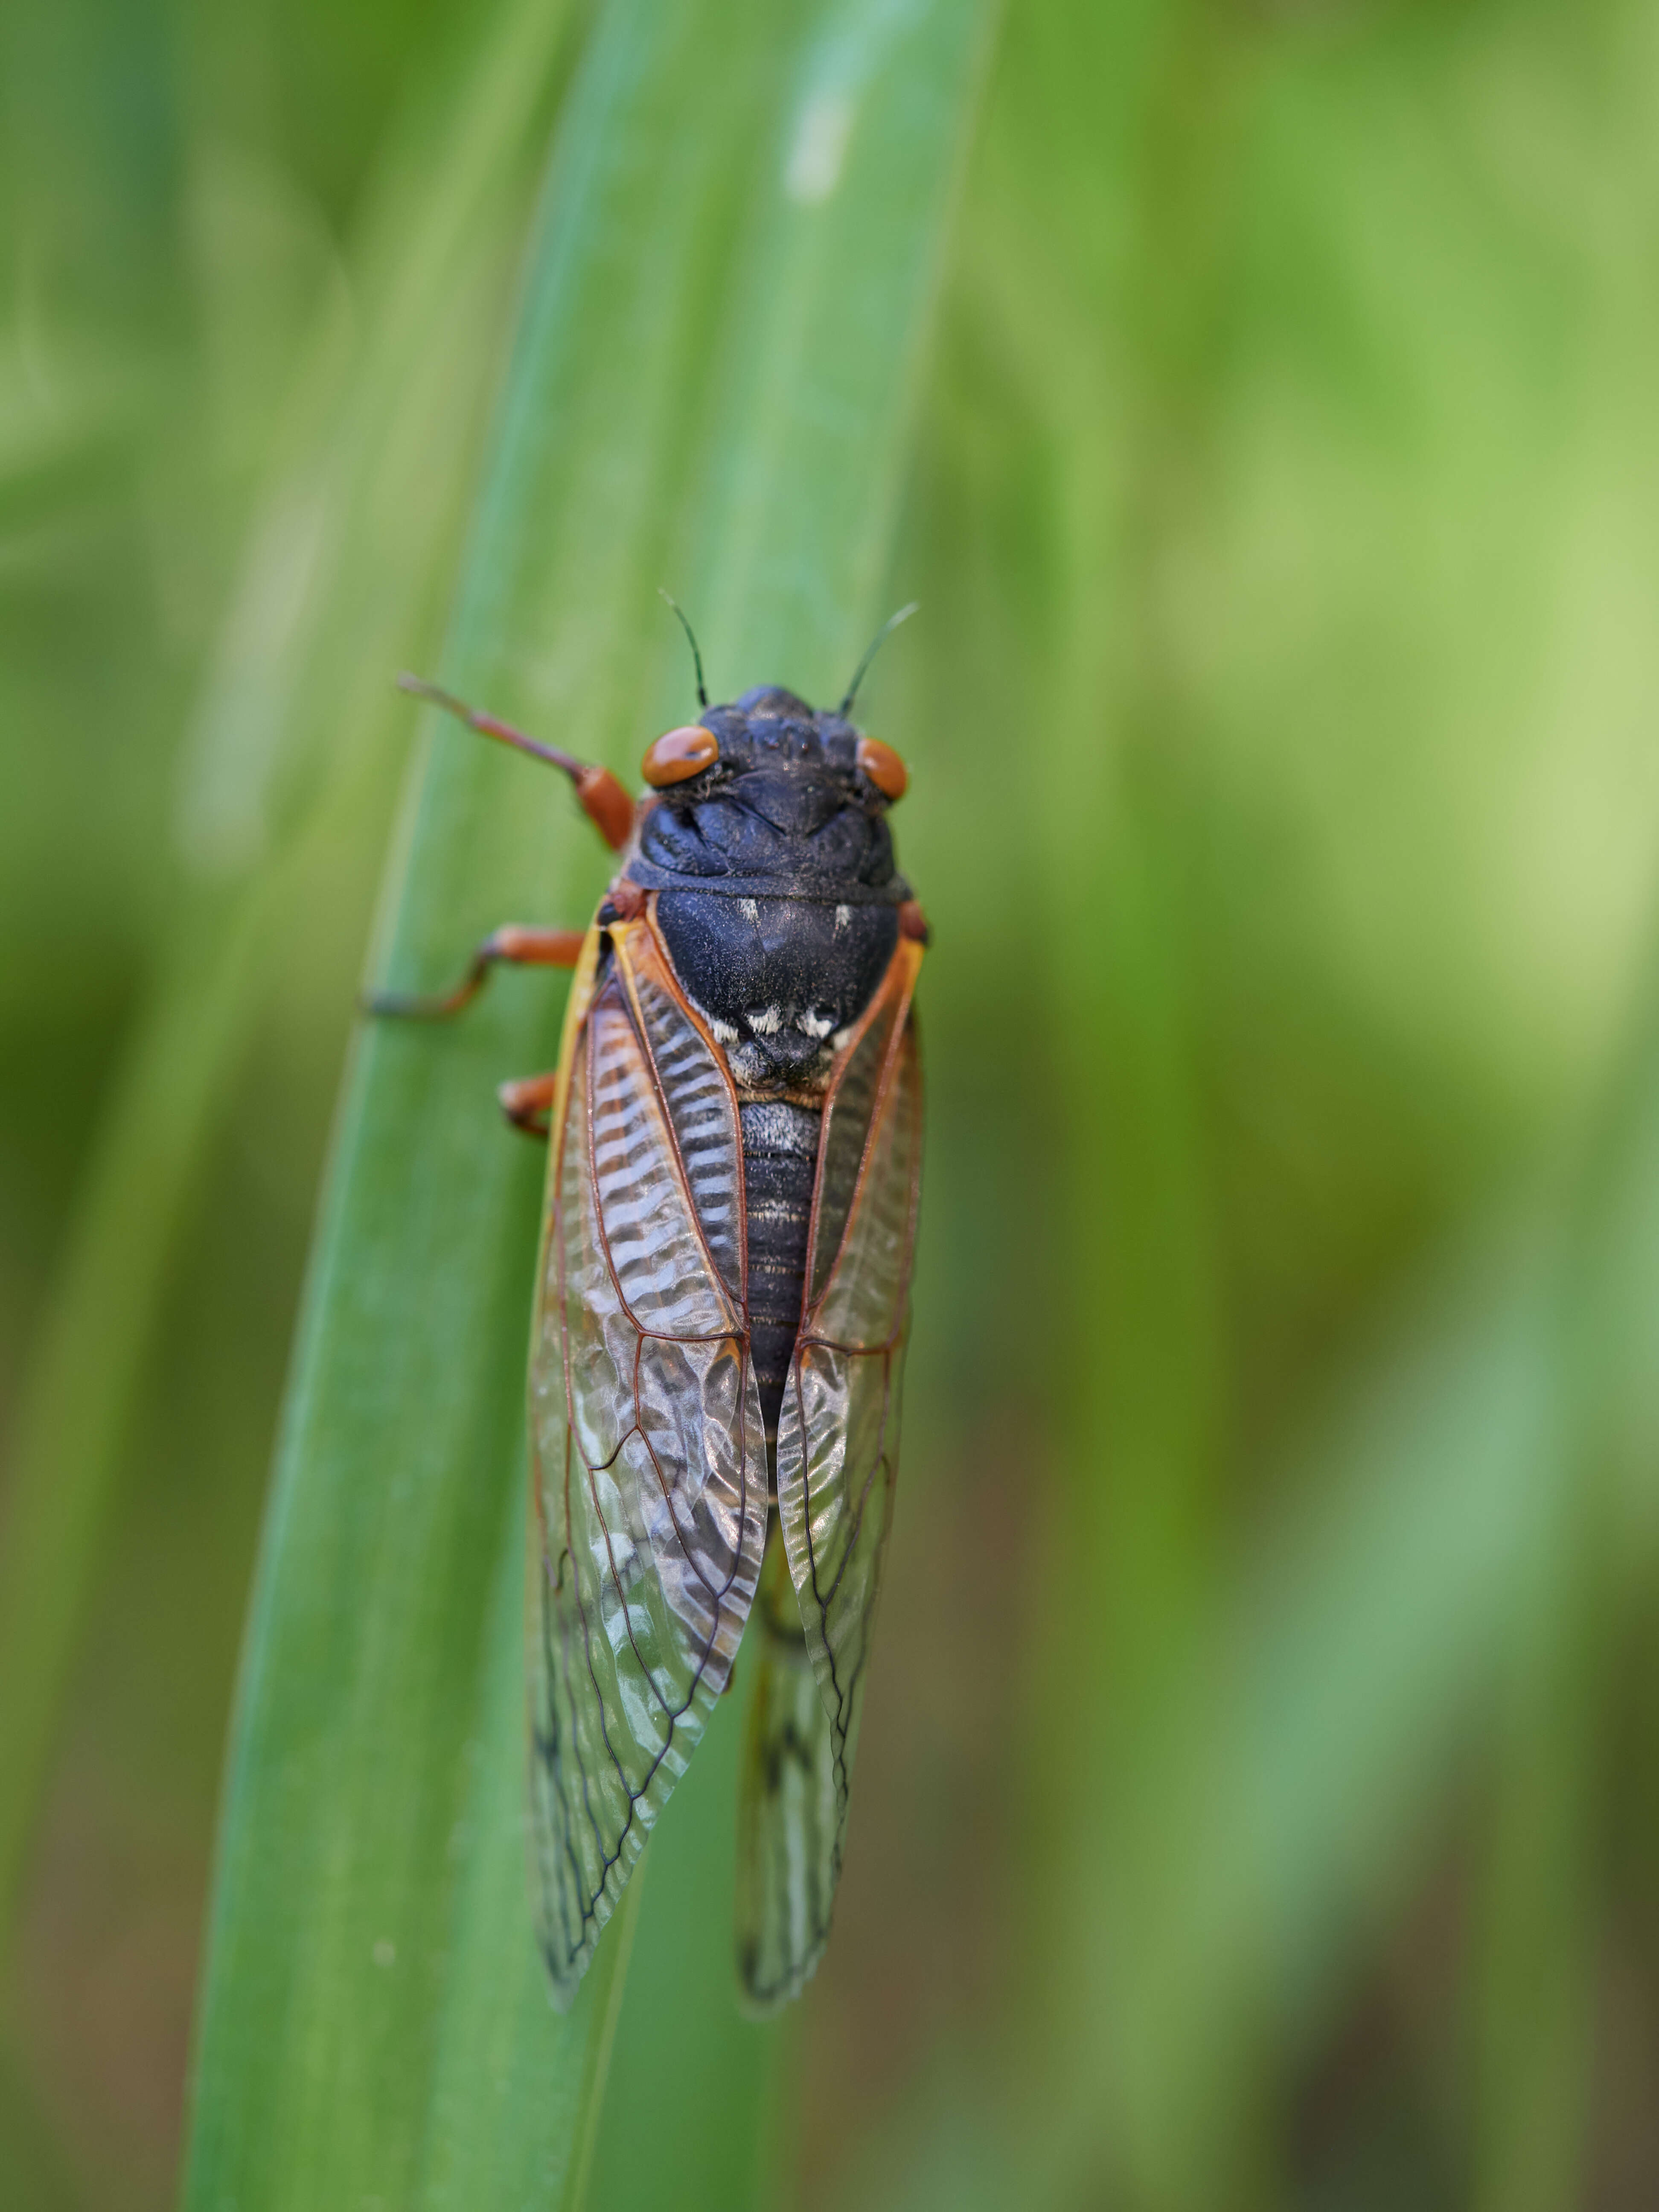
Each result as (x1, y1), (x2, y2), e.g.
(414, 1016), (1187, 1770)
(834, 904), (850, 932)
(746, 1004), (783, 1036)
(739, 897), (760, 921)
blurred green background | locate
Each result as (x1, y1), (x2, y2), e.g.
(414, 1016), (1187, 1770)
(6, 0), (1659, 2205)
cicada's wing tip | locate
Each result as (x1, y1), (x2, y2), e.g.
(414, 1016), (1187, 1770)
(539, 1948), (585, 2015)
(733, 1939), (827, 2020)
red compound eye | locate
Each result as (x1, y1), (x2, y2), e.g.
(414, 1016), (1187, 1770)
(641, 724), (719, 787)
(856, 736), (908, 802)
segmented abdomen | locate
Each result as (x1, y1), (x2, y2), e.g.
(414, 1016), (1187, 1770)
(739, 1100), (822, 1452)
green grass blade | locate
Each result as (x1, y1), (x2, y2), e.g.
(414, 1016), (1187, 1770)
(184, 0), (992, 2202)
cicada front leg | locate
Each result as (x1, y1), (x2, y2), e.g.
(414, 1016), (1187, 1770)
(397, 674), (635, 851)
(363, 925), (585, 1021)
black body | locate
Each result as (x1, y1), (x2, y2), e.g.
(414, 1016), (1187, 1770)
(736, 1099), (823, 1450)
(622, 684), (910, 1449)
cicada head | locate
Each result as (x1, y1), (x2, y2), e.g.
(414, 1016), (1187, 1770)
(632, 685), (910, 902)
(626, 606), (921, 1091)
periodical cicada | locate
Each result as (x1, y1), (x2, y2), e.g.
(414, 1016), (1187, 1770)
(368, 605), (926, 2013)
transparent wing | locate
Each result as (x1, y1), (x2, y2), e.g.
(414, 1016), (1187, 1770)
(527, 922), (768, 2007)
(735, 1528), (840, 2014)
(771, 939), (925, 1954)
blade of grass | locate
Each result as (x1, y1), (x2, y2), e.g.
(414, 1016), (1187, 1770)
(589, 0), (997, 2192)
(183, 0), (994, 2202)
(0, 0), (570, 1963)
(411, 1459), (644, 2212)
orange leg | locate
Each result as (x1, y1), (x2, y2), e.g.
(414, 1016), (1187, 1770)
(364, 924), (584, 1021)
(498, 1070), (559, 1140)
(399, 675), (634, 852)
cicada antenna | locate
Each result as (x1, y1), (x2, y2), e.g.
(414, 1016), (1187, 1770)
(658, 589), (710, 709)
(838, 602), (919, 718)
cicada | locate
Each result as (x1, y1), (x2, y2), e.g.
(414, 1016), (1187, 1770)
(370, 608), (926, 2012)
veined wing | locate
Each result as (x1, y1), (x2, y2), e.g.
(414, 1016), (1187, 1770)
(527, 914), (768, 2007)
(735, 1528), (840, 2014)
(757, 936), (924, 2004)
